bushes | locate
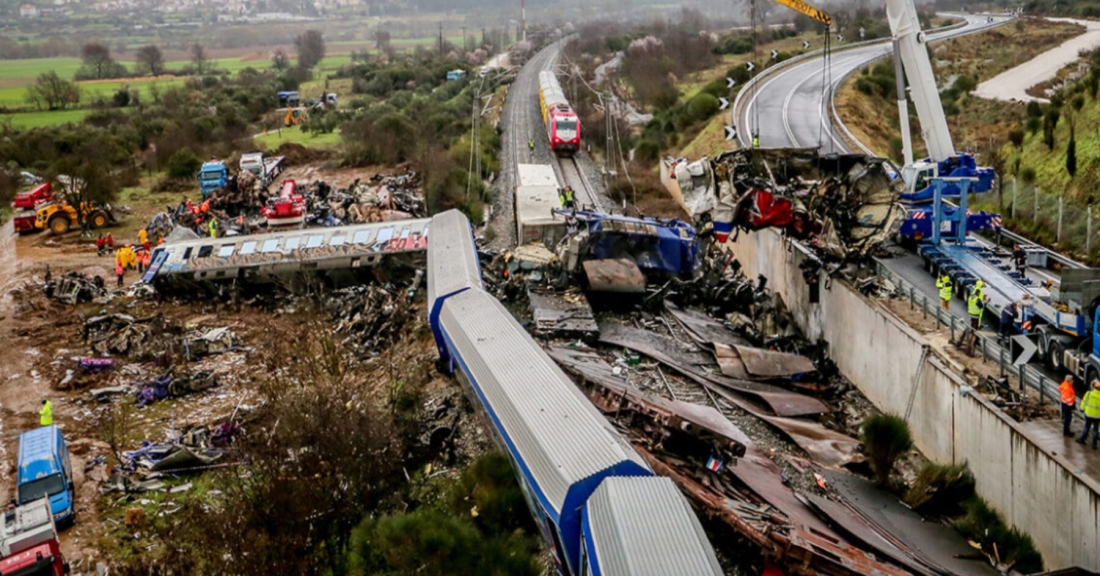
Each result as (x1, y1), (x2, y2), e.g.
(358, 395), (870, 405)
(165, 148), (202, 180)
(904, 462), (975, 517)
(954, 497), (1043, 572)
(713, 34), (754, 55)
(860, 413), (912, 486)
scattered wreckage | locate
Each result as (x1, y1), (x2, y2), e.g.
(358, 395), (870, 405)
(663, 148), (905, 263)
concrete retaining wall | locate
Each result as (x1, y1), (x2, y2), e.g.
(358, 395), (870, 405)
(726, 227), (1100, 570)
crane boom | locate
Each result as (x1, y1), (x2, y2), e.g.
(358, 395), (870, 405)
(884, 0), (954, 161)
(772, 0), (831, 26)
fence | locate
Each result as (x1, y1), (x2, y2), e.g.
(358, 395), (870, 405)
(974, 178), (1100, 264)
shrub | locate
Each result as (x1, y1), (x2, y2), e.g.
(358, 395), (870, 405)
(1026, 100), (1042, 118)
(1020, 166), (1037, 184)
(955, 74), (977, 93)
(904, 462), (975, 517)
(165, 148), (201, 180)
(954, 497), (1043, 573)
(860, 413), (912, 486)
(1025, 116), (1041, 135)
(635, 139), (661, 165)
(1008, 128), (1025, 147)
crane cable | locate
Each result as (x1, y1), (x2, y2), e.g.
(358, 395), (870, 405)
(751, 0), (759, 142)
(817, 24), (832, 149)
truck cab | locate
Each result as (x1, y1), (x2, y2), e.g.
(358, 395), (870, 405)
(197, 160), (228, 198)
(17, 427), (74, 526)
(0, 499), (68, 576)
(239, 153), (264, 178)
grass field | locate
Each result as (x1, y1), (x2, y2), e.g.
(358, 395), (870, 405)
(254, 125), (343, 149)
(2, 109), (92, 128)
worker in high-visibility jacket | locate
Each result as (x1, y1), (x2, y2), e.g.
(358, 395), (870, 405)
(752, 133), (760, 148)
(936, 273), (952, 311)
(39, 399), (52, 426)
(1060, 375), (1077, 437)
(967, 288), (987, 330)
(1077, 380), (1100, 449)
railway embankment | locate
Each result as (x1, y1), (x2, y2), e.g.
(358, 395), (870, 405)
(728, 226), (1100, 571)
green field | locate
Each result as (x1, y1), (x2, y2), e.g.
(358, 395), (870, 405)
(254, 125), (343, 149)
(1, 109), (92, 128)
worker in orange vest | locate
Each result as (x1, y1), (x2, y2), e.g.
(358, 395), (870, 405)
(1060, 375), (1077, 437)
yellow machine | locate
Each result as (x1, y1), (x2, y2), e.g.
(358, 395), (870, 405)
(35, 201), (119, 234)
(284, 107), (308, 127)
(773, 0), (831, 25)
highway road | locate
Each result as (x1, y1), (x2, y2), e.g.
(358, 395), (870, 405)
(738, 14), (1011, 151)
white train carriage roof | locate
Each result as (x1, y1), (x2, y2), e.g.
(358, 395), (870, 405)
(438, 288), (650, 516)
(583, 477), (724, 576)
(426, 209), (483, 316)
(538, 70), (569, 110)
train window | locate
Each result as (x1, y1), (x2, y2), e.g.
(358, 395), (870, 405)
(182, 247), (193, 260)
(217, 245), (235, 257)
(261, 239), (280, 253)
(353, 230), (372, 244)
(330, 235), (346, 246)
(285, 237), (302, 250)
(557, 120), (577, 131)
(197, 245), (213, 258)
(306, 234), (324, 248)
(376, 228), (394, 244)
(240, 241), (258, 255)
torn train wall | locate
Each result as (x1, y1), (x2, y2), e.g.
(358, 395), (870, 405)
(725, 227), (1100, 571)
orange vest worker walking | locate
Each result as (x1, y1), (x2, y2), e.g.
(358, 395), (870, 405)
(1060, 376), (1077, 437)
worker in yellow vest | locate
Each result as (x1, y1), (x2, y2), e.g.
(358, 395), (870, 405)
(936, 273), (952, 311)
(39, 399), (53, 426)
(1077, 380), (1100, 449)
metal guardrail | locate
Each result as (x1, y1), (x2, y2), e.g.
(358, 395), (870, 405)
(873, 258), (1062, 407)
(731, 19), (970, 148)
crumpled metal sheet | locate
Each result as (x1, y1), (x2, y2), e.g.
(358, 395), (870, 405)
(712, 342), (817, 379)
(598, 322), (830, 418)
(582, 258), (646, 294)
(528, 289), (598, 335)
(666, 301), (748, 346)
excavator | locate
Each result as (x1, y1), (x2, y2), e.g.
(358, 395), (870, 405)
(284, 107), (308, 127)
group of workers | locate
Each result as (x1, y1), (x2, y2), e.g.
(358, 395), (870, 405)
(1060, 375), (1100, 450)
(102, 227), (161, 287)
(936, 273), (992, 331)
(176, 197), (221, 238)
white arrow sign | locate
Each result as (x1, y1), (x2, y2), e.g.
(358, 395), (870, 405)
(1012, 335), (1038, 366)
(837, 34), (845, 42)
(802, 40), (810, 49)
(718, 97), (729, 110)
(724, 126), (737, 141)
(746, 62), (755, 72)
(726, 77), (737, 88)
(770, 49), (778, 60)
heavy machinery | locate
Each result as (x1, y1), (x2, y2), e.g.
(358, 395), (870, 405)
(11, 182), (54, 234)
(35, 200), (120, 235)
(197, 159), (229, 198)
(284, 107), (308, 127)
(238, 152), (285, 190)
(0, 498), (69, 576)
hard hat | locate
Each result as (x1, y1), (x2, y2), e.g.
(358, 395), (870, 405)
(976, 280), (984, 289)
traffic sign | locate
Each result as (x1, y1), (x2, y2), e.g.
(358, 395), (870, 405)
(802, 40), (810, 49)
(770, 49), (779, 60)
(726, 77), (737, 88)
(838, 34), (845, 42)
(746, 62), (755, 72)
(724, 126), (737, 141)
(718, 97), (729, 110)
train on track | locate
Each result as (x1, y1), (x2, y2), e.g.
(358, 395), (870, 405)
(538, 71), (581, 155)
(426, 209), (723, 576)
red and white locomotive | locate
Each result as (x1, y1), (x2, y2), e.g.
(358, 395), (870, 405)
(537, 70), (581, 155)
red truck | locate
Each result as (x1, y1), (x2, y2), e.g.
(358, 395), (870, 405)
(11, 183), (54, 234)
(0, 498), (68, 576)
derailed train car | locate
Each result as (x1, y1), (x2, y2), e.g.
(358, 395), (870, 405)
(145, 219), (430, 293)
(426, 209), (723, 576)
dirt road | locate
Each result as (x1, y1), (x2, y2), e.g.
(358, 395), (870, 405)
(973, 18), (1100, 103)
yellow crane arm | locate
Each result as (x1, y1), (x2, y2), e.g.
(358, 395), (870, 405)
(771, 0), (831, 26)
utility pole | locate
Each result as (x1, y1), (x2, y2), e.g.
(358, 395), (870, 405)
(438, 22), (443, 57)
(461, 26), (467, 52)
(521, 0), (526, 42)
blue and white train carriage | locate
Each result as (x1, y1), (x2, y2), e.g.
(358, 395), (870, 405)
(426, 209), (723, 576)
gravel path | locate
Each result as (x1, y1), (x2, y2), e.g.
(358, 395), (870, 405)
(973, 18), (1100, 103)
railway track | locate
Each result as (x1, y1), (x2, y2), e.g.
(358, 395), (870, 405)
(557, 156), (603, 212)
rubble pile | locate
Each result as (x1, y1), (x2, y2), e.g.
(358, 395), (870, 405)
(303, 171), (425, 227)
(83, 314), (183, 359)
(45, 271), (107, 304)
(328, 284), (414, 354)
(666, 148), (904, 263)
